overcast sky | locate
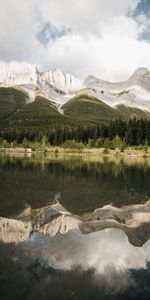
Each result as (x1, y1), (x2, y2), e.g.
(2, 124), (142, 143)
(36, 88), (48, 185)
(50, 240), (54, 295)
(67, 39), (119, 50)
(0, 0), (150, 80)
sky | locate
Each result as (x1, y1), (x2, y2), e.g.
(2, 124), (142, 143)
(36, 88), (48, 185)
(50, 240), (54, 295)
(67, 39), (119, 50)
(0, 0), (150, 81)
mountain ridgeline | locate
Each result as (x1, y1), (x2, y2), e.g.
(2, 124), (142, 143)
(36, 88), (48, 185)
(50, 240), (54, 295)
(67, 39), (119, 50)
(0, 62), (150, 146)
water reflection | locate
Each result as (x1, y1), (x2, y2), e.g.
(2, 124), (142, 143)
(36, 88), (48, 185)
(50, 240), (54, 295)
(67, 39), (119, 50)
(0, 153), (150, 299)
(0, 229), (150, 300)
(0, 154), (150, 217)
(1, 199), (150, 246)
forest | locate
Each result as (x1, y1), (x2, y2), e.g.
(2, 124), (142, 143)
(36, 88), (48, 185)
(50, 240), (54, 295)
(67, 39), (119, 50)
(0, 118), (150, 148)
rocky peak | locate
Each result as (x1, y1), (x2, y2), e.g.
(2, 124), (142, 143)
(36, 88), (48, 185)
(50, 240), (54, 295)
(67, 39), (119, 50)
(0, 61), (37, 85)
(129, 67), (150, 90)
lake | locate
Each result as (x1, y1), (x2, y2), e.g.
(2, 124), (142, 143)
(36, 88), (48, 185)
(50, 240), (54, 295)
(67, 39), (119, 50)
(0, 153), (150, 299)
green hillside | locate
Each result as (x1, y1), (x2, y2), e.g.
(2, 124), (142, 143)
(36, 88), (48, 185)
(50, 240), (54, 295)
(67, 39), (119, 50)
(0, 92), (102, 130)
(63, 94), (150, 122)
(0, 95), (76, 130)
(8, 96), (61, 126)
(0, 87), (28, 120)
(62, 94), (119, 121)
(116, 104), (150, 120)
(1, 88), (149, 128)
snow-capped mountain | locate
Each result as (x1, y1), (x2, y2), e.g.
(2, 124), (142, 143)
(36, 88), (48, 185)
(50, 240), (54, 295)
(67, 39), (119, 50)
(83, 67), (150, 111)
(0, 61), (82, 105)
(40, 69), (81, 94)
(0, 61), (37, 85)
(0, 61), (150, 112)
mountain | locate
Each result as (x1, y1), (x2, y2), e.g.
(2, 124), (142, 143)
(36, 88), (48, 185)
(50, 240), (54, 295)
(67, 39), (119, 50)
(1, 200), (150, 246)
(0, 61), (82, 106)
(0, 61), (37, 85)
(83, 67), (150, 111)
(0, 61), (150, 124)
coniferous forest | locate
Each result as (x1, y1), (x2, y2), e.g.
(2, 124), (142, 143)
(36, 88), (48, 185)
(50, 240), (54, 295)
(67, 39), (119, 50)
(0, 118), (150, 147)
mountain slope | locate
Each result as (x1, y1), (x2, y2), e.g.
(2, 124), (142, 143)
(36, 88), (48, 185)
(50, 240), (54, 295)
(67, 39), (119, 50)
(83, 68), (150, 111)
(40, 68), (82, 94)
(0, 61), (150, 125)
(62, 94), (150, 121)
(0, 87), (149, 130)
(62, 94), (120, 121)
(0, 61), (82, 104)
(116, 104), (150, 120)
(6, 96), (63, 127)
(0, 87), (28, 120)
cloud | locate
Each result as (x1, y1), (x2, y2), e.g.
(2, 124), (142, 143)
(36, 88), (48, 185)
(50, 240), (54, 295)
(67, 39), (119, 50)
(1, 0), (150, 81)
(26, 229), (150, 273)
(1, 230), (150, 300)
(34, 0), (140, 35)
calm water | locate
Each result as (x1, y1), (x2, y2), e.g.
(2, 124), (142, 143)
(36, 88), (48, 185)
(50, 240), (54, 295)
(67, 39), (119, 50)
(0, 153), (150, 300)
(0, 153), (150, 217)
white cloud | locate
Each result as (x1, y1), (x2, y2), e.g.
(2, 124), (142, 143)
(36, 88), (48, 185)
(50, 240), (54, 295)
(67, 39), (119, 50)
(35, 0), (140, 35)
(1, 0), (150, 81)
(28, 228), (150, 273)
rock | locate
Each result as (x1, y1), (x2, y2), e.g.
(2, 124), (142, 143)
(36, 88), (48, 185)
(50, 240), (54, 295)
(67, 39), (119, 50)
(0, 217), (32, 243)
(0, 200), (150, 246)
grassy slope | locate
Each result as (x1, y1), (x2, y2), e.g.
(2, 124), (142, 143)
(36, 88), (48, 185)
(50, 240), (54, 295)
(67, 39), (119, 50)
(7, 96), (95, 127)
(62, 94), (120, 121)
(117, 104), (150, 120)
(5, 96), (65, 127)
(0, 92), (100, 129)
(0, 87), (28, 120)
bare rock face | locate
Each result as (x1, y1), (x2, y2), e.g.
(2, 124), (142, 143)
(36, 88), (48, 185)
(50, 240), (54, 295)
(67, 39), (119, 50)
(38, 215), (78, 237)
(83, 68), (150, 111)
(0, 200), (150, 246)
(0, 61), (82, 104)
(83, 68), (150, 91)
(1, 61), (150, 110)
(0, 61), (37, 85)
(129, 68), (150, 90)
(0, 217), (32, 243)
(79, 200), (150, 247)
(0, 203), (79, 243)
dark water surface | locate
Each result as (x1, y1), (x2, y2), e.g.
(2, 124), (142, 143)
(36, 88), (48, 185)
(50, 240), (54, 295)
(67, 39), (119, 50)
(0, 153), (150, 300)
(0, 153), (150, 217)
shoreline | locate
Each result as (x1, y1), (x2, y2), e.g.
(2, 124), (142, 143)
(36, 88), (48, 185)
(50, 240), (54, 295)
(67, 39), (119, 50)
(0, 146), (150, 158)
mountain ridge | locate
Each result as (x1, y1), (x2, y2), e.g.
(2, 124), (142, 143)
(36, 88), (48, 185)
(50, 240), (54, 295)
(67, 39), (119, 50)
(0, 61), (150, 120)
(0, 61), (82, 104)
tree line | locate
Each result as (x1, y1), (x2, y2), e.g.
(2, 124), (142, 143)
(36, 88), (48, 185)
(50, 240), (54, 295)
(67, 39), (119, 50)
(0, 118), (150, 147)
